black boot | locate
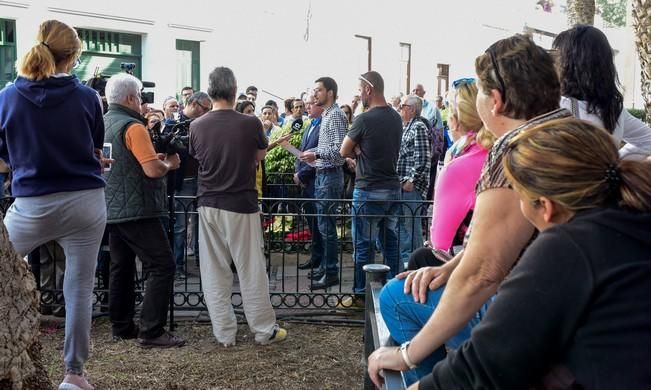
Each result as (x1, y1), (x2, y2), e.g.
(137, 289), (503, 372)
(310, 274), (339, 290)
(298, 259), (321, 270)
(308, 269), (325, 280)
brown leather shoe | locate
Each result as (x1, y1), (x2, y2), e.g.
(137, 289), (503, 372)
(136, 331), (186, 348)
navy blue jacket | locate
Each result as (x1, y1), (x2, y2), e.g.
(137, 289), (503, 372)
(295, 117), (321, 196)
(0, 75), (104, 196)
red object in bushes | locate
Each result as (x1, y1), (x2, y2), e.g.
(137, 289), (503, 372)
(285, 229), (312, 242)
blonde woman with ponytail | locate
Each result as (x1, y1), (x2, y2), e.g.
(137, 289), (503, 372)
(0, 20), (107, 390)
(406, 79), (495, 271)
(443, 79), (494, 164)
(402, 117), (651, 389)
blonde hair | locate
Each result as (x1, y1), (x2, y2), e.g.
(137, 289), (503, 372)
(17, 20), (81, 81)
(503, 118), (651, 213)
(447, 81), (495, 150)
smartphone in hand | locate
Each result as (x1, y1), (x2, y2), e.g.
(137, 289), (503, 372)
(102, 143), (112, 171)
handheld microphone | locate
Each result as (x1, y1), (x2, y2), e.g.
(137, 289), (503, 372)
(290, 118), (303, 133)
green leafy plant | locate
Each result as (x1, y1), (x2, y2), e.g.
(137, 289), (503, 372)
(597, 0), (627, 27)
(627, 107), (647, 121)
(264, 130), (304, 174)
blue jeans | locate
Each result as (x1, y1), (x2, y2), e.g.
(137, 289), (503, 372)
(380, 278), (494, 385)
(0, 172), (6, 196)
(399, 190), (425, 263)
(314, 168), (343, 277)
(352, 187), (401, 293)
(173, 178), (197, 271)
(302, 189), (324, 267)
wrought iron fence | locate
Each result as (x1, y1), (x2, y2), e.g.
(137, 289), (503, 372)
(0, 184), (433, 316)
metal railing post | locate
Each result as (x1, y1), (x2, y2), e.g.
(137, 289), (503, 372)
(363, 263), (390, 390)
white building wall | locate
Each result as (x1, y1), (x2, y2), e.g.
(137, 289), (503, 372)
(1, 0), (643, 109)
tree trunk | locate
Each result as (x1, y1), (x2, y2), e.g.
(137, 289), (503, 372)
(566, 0), (596, 26)
(632, 0), (651, 123)
(0, 219), (51, 390)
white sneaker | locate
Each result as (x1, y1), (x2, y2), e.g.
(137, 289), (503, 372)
(258, 326), (287, 345)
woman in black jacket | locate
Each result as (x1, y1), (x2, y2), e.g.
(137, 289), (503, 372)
(371, 118), (651, 390)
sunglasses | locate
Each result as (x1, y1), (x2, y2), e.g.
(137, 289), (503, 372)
(485, 45), (508, 104)
(359, 75), (374, 88)
(452, 78), (475, 88)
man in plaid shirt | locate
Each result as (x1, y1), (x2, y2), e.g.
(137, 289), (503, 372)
(299, 76), (347, 290)
(397, 95), (432, 263)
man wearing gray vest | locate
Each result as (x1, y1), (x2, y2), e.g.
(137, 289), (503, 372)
(103, 73), (185, 348)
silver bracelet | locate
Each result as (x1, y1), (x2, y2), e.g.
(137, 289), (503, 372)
(400, 341), (417, 369)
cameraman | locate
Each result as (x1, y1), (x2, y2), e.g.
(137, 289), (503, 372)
(169, 92), (211, 277)
(103, 73), (185, 347)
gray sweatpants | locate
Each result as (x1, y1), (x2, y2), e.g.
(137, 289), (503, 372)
(4, 188), (106, 374)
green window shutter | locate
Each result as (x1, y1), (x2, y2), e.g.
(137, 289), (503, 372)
(175, 39), (200, 96)
(0, 19), (17, 87)
(74, 28), (142, 83)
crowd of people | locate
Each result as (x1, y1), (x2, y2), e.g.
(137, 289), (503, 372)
(0, 18), (650, 390)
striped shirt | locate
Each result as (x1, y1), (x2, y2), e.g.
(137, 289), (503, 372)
(311, 103), (347, 169)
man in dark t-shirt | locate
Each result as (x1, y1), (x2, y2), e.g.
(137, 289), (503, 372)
(341, 71), (403, 294)
(189, 67), (286, 347)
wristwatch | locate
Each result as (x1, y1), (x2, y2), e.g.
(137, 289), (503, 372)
(315, 152), (321, 159)
(399, 341), (417, 369)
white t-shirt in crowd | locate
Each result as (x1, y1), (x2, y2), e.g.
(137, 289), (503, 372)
(560, 96), (651, 160)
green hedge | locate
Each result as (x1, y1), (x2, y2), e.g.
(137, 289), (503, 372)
(627, 108), (646, 122)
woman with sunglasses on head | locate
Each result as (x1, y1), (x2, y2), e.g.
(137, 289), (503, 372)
(554, 24), (651, 160)
(442, 79), (493, 164)
(0, 20), (107, 390)
(406, 79), (495, 270)
(410, 118), (651, 389)
(368, 34), (572, 386)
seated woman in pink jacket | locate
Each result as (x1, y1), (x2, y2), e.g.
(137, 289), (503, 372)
(408, 79), (494, 269)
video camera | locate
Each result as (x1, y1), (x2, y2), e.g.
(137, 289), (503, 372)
(149, 119), (192, 155)
(85, 63), (155, 105)
(120, 62), (155, 104)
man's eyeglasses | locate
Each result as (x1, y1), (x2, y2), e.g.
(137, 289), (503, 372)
(452, 78), (475, 89)
(73, 57), (82, 69)
(485, 45), (508, 104)
(399, 104), (413, 110)
(195, 100), (210, 112)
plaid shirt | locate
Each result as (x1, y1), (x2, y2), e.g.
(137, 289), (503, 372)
(397, 117), (432, 198)
(310, 103), (347, 168)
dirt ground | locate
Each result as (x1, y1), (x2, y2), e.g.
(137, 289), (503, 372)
(40, 318), (364, 390)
